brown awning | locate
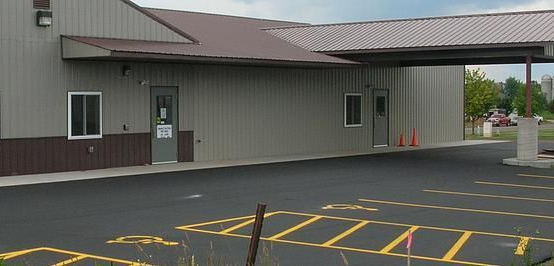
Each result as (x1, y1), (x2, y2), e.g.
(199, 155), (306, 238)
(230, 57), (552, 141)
(61, 36), (359, 67)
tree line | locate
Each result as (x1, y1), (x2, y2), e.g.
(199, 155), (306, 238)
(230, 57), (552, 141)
(465, 68), (553, 135)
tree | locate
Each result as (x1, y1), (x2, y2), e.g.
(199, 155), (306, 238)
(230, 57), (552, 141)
(465, 68), (500, 135)
(498, 77), (522, 114)
(512, 81), (547, 116)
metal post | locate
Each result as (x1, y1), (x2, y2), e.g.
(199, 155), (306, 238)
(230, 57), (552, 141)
(246, 203), (267, 266)
(526, 56), (533, 118)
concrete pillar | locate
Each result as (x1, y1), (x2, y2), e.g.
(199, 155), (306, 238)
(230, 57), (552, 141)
(517, 118), (538, 161)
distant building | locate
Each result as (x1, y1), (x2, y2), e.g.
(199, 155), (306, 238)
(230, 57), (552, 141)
(542, 75), (554, 104)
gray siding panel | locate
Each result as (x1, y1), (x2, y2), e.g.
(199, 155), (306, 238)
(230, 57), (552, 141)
(370, 65), (464, 145)
(0, 0), (190, 42)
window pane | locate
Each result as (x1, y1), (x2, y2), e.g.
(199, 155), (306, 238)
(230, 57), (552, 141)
(85, 95), (100, 135)
(345, 95), (362, 126)
(71, 95), (84, 136)
(156, 95), (172, 125)
(353, 96), (361, 124)
(376, 96), (386, 118)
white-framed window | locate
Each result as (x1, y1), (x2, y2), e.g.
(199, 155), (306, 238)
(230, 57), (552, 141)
(344, 93), (362, 127)
(67, 91), (102, 140)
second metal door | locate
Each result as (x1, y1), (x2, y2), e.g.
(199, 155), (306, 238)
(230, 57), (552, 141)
(373, 89), (389, 147)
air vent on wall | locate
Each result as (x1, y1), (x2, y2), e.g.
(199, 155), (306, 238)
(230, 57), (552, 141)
(33, 0), (50, 10)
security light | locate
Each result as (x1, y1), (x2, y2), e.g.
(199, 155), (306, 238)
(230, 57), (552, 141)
(36, 11), (52, 27)
(122, 65), (132, 76)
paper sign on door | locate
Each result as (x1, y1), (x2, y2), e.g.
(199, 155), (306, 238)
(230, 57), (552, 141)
(157, 125), (172, 139)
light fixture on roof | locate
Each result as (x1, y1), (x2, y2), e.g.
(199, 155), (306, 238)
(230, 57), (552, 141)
(36, 11), (52, 27)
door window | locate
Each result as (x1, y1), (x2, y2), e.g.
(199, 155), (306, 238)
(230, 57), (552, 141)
(156, 96), (173, 125)
(376, 96), (387, 118)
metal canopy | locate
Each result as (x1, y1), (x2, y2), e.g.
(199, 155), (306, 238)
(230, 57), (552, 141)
(333, 43), (554, 66)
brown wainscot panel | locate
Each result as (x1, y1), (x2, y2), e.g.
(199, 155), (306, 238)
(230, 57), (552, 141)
(178, 131), (194, 162)
(0, 133), (151, 177)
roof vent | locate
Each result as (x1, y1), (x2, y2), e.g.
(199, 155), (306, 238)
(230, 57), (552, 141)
(33, 0), (50, 10)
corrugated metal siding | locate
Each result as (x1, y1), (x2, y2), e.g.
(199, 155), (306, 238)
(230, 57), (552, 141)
(0, 56), (463, 161)
(189, 66), (372, 161)
(0, 0), (190, 43)
(370, 65), (464, 145)
(266, 10), (554, 52)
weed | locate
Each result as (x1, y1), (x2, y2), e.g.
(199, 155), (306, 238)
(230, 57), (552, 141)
(510, 227), (541, 266)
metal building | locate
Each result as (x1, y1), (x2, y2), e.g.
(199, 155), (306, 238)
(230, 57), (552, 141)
(15, 0), (553, 176)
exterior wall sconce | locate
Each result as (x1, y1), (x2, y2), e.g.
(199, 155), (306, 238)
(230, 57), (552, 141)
(36, 11), (53, 27)
(122, 65), (131, 76)
(139, 80), (150, 86)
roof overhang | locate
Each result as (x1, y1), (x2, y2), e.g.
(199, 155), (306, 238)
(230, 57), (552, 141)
(328, 43), (554, 66)
(61, 36), (359, 68)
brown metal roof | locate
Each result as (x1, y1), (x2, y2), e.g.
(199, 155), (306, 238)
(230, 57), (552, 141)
(265, 10), (554, 53)
(63, 6), (357, 66)
(142, 8), (356, 65)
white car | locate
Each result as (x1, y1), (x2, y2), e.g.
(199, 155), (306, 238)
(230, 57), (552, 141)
(508, 113), (543, 125)
(534, 114), (544, 124)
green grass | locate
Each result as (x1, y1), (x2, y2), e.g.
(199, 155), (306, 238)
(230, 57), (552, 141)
(466, 129), (554, 141)
(542, 111), (554, 120)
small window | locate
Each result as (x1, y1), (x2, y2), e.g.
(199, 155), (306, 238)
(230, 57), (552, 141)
(68, 92), (102, 140)
(344, 93), (362, 127)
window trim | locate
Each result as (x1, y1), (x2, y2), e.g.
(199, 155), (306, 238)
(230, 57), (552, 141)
(67, 91), (103, 140)
(344, 93), (363, 128)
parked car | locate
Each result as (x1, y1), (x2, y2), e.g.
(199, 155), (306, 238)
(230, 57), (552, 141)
(487, 114), (511, 127)
(507, 112), (542, 126)
(535, 114), (544, 125)
(508, 113), (519, 126)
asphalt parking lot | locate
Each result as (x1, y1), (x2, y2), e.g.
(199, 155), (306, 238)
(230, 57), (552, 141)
(1, 141), (554, 265)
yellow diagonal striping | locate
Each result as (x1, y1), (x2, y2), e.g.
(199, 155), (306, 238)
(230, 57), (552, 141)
(51, 255), (87, 266)
(180, 227), (496, 266)
(443, 232), (472, 260)
(322, 221), (370, 247)
(175, 214), (258, 229)
(475, 181), (554, 191)
(219, 212), (277, 234)
(518, 173), (554, 180)
(267, 216), (322, 240)
(515, 237), (530, 255)
(380, 226), (419, 253)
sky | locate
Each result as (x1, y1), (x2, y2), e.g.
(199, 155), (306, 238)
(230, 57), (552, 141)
(133, 0), (554, 82)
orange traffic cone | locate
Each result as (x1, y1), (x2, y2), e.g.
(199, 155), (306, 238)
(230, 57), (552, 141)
(398, 133), (406, 147)
(410, 128), (419, 147)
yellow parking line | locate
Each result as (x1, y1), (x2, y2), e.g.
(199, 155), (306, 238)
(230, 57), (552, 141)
(0, 248), (43, 260)
(515, 237), (530, 255)
(380, 226), (419, 253)
(237, 210), (554, 243)
(52, 255), (87, 266)
(519, 173), (554, 180)
(476, 181), (554, 191)
(178, 227), (495, 266)
(322, 221), (370, 247)
(267, 216), (323, 240)
(424, 189), (554, 203)
(39, 247), (146, 266)
(0, 247), (145, 266)
(443, 232), (472, 260)
(219, 212), (277, 234)
(359, 198), (554, 220)
(175, 214), (258, 230)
